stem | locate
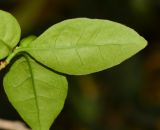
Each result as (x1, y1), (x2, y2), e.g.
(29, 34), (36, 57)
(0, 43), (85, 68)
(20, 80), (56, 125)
(0, 118), (30, 130)
(0, 47), (23, 71)
(0, 61), (7, 70)
(6, 48), (22, 63)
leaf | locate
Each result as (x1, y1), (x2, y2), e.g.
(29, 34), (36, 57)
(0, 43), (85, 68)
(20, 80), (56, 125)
(0, 10), (21, 50)
(21, 18), (147, 75)
(20, 35), (37, 47)
(3, 55), (68, 130)
(0, 39), (9, 60)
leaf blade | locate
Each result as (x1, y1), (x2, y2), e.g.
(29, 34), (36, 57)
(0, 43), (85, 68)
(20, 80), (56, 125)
(0, 10), (21, 49)
(3, 55), (68, 130)
(22, 18), (147, 75)
(0, 39), (9, 60)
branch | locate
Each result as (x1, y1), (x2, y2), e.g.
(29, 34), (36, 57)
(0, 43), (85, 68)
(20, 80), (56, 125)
(0, 61), (8, 70)
(0, 119), (30, 130)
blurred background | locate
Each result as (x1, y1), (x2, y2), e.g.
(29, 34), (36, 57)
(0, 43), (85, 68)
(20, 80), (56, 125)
(0, 0), (160, 130)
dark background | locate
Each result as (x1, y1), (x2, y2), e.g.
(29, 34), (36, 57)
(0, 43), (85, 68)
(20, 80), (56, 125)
(0, 0), (160, 130)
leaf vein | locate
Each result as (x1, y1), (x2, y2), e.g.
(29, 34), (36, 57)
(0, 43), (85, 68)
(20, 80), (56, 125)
(13, 76), (31, 88)
(24, 56), (41, 130)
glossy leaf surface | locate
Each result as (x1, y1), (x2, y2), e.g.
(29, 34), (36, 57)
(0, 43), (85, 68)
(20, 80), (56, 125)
(3, 55), (68, 130)
(0, 10), (21, 50)
(22, 18), (147, 75)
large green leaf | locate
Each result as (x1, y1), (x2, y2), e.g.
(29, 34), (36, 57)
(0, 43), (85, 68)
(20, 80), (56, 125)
(20, 18), (147, 75)
(3, 55), (68, 130)
(0, 10), (21, 50)
(0, 39), (9, 60)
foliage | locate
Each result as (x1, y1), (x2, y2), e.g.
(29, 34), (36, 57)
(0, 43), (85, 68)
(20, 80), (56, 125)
(0, 10), (147, 130)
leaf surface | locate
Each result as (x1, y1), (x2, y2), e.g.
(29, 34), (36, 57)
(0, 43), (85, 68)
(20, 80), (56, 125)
(3, 55), (68, 130)
(0, 10), (21, 50)
(21, 18), (147, 75)
(0, 39), (9, 60)
(20, 35), (37, 47)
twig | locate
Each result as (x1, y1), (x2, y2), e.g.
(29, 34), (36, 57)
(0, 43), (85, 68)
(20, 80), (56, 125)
(0, 61), (8, 70)
(0, 119), (30, 130)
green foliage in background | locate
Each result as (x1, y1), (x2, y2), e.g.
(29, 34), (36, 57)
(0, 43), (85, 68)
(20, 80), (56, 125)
(0, 10), (147, 130)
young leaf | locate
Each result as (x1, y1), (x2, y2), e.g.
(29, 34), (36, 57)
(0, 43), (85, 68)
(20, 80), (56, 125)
(20, 35), (37, 47)
(0, 39), (9, 60)
(0, 10), (21, 50)
(20, 18), (147, 75)
(3, 55), (68, 130)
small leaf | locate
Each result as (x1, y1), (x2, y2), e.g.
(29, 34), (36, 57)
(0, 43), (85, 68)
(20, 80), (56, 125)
(0, 39), (9, 60)
(0, 10), (21, 50)
(3, 55), (68, 130)
(20, 35), (37, 47)
(21, 18), (147, 75)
